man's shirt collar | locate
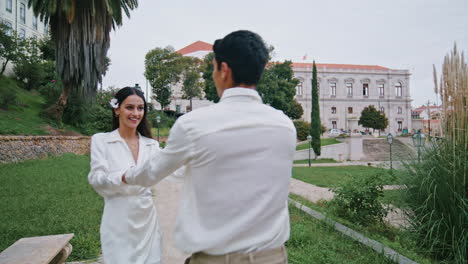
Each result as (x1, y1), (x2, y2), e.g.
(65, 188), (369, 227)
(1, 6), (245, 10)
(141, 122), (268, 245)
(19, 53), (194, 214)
(219, 87), (262, 103)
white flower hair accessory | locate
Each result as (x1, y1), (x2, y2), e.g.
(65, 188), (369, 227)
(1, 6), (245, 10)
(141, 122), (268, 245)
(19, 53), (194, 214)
(109, 98), (119, 109)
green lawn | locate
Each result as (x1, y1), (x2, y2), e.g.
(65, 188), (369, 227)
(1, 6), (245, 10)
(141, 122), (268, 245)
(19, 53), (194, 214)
(151, 127), (170, 139)
(292, 166), (390, 187)
(293, 158), (339, 164)
(287, 204), (393, 263)
(289, 194), (435, 264)
(296, 138), (341, 151)
(0, 154), (102, 261)
(0, 77), (49, 135)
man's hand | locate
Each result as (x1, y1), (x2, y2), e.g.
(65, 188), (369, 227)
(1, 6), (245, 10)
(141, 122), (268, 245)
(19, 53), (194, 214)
(122, 173), (128, 184)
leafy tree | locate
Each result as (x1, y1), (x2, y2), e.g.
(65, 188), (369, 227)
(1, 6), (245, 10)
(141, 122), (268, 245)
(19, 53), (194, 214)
(286, 100), (304, 120)
(358, 105), (389, 132)
(181, 57), (203, 111)
(293, 120), (310, 141)
(28, 0), (138, 120)
(144, 46), (184, 110)
(257, 61), (300, 119)
(0, 23), (20, 74)
(310, 61), (321, 157)
(201, 52), (219, 103)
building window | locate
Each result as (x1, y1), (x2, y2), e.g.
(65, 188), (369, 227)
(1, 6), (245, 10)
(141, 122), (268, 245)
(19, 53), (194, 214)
(332, 121), (337, 129)
(330, 82), (336, 96)
(348, 107), (353, 114)
(296, 82), (303, 96)
(175, 105), (181, 113)
(33, 16), (38, 30)
(19, 28), (26, 39)
(331, 107), (337, 114)
(398, 106), (402, 114)
(380, 106), (385, 113)
(6, 0), (12, 12)
(20, 3), (26, 24)
(395, 82), (402, 97)
(4, 22), (13, 36)
(379, 84), (385, 97)
(397, 121), (403, 131)
(362, 83), (369, 96)
(346, 83), (353, 96)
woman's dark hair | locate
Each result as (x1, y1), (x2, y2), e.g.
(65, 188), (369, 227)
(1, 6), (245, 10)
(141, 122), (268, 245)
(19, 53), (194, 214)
(111, 87), (152, 138)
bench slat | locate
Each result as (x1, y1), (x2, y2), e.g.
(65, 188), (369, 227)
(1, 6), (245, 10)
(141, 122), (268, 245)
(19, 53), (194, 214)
(0, 234), (74, 264)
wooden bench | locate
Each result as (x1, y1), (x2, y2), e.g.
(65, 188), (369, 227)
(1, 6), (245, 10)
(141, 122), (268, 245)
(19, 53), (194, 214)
(0, 234), (74, 264)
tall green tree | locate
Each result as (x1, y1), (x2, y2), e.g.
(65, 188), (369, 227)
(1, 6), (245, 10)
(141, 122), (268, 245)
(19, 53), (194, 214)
(201, 52), (219, 103)
(144, 46), (184, 110)
(358, 105), (389, 133)
(257, 61), (302, 119)
(181, 57), (203, 111)
(310, 61), (321, 157)
(0, 23), (20, 75)
(28, 0), (138, 120)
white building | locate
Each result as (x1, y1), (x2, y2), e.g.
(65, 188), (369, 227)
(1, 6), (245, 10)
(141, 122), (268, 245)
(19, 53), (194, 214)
(163, 41), (413, 135)
(0, 0), (48, 75)
(294, 63), (412, 135)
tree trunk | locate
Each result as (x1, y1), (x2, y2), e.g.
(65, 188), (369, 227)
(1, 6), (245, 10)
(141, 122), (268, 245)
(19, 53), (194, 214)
(45, 82), (72, 121)
(1, 60), (9, 75)
(190, 98), (193, 112)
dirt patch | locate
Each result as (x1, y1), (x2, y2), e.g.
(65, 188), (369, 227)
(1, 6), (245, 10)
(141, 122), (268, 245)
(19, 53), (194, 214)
(43, 125), (83, 136)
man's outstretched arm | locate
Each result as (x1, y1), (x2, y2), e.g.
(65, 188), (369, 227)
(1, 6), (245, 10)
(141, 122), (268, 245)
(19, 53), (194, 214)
(123, 120), (193, 186)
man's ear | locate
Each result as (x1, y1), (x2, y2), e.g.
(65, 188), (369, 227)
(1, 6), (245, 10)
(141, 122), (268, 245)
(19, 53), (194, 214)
(220, 61), (230, 80)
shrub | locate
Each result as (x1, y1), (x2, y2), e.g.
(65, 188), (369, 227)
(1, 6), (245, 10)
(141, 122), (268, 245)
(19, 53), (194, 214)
(38, 80), (62, 105)
(401, 141), (466, 262)
(293, 120), (310, 141)
(330, 172), (389, 226)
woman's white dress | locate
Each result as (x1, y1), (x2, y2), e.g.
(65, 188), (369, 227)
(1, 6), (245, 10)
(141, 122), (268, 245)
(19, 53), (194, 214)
(88, 129), (163, 264)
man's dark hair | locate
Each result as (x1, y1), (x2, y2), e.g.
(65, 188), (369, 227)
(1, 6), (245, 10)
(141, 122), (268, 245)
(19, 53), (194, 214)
(213, 30), (268, 86)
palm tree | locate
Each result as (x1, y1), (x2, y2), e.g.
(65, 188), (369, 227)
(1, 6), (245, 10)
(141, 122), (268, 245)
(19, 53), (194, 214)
(28, 0), (138, 120)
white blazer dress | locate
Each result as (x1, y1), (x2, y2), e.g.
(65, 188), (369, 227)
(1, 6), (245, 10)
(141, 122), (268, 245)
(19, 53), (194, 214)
(88, 129), (163, 264)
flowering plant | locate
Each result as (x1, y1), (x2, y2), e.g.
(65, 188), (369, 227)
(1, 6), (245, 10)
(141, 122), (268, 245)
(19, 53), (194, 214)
(109, 98), (119, 109)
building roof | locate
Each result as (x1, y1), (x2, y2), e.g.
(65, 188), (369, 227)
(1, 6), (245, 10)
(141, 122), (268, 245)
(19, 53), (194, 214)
(291, 62), (389, 70)
(176, 41), (390, 70)
(176, 41), (213, 55)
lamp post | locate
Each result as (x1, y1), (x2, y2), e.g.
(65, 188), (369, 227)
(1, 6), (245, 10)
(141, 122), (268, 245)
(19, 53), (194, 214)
(412, 130), (426, 163)
(134, 83), (141, 90)
(386, 133), (393, 173)
(307, 135), (312, 167)
(156, 115), (161, 142)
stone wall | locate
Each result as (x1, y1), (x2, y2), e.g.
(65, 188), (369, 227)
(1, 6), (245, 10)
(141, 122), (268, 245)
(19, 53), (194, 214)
(0, 136), (90, 164)
(294, 143), (350, 161)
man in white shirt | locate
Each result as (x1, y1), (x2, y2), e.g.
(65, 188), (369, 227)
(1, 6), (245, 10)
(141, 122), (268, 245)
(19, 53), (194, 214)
(123, 30), (296, 264)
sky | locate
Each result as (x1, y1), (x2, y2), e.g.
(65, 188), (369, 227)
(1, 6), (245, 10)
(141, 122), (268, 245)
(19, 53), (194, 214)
(102, 0), (468, 107)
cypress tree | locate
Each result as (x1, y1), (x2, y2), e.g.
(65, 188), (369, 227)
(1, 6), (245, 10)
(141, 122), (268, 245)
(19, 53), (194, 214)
(311, 61), (321, 157)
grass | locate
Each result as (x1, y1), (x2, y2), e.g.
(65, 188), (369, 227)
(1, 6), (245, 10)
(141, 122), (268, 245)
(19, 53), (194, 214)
(292, 166), (390, 187)
(289, 194), (437, 264)
(0, 77), (49, 135)
(296, 138), (341, 151)
(287, 204), (393, 263)
(151, 127), (170, 139)
(293, 158), (339, 164)
(0, 154), (102, 261)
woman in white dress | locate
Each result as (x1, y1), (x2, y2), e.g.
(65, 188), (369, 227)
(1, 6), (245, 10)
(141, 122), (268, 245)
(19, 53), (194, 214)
(88, 87), (163, 264)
